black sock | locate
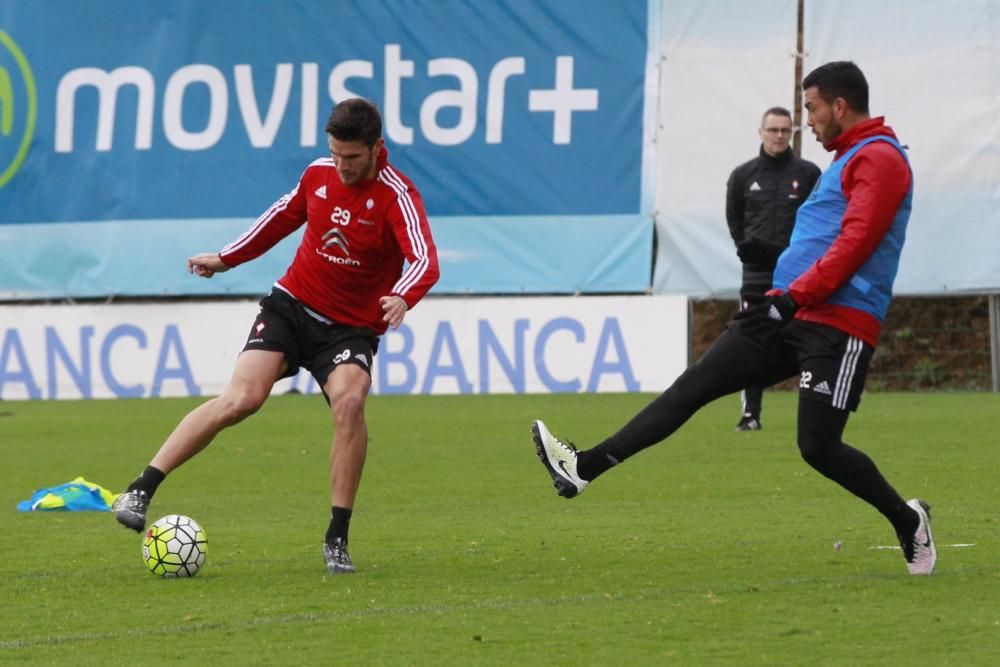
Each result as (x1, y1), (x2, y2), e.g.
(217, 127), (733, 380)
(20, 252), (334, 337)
(890, 501), (920, 537)
(577, 440), (620, 482)
(126, 465), (165, 499)
(326, 506), (353, 544)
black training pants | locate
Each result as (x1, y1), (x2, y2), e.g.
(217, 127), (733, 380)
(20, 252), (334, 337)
(597, 322), (908, 522)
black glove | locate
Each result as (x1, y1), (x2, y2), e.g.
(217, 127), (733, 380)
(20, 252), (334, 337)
(736, 238), (786, 265)
(733, 293), (798, 340)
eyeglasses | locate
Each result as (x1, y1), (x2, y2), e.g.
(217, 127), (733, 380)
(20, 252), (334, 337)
(763, 128), (793, 135)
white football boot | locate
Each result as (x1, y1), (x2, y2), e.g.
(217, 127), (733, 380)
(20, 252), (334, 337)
(532, 420), (588, 498)
(899, 499), (937, 575)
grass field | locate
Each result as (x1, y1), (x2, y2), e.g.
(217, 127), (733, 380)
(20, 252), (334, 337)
(2, 391), (998, 665)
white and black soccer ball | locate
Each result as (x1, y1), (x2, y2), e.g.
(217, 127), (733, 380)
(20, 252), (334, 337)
(142, 514), (207, 578)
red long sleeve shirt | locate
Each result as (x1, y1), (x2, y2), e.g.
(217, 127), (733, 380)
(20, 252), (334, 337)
(784, 117), (912, 347)
(220, 147), (439, 334)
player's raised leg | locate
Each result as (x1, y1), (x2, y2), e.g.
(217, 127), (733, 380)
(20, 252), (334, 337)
(113, 349), (286, 532)
(533, 326), (789, 498)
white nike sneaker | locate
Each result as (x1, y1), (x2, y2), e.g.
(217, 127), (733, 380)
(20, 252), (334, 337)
(899, 499), (936, 575)
(532, 420), (588, 498)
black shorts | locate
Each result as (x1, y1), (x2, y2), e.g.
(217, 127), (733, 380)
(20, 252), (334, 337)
(243, 289), (379, 386)
(781, 320), (873, 412)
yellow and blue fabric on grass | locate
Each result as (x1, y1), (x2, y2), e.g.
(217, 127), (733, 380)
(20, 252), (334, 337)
(16, 477), (119, 512)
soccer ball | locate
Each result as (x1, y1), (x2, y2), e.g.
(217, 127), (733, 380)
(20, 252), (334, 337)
(142, 514), (207, 578)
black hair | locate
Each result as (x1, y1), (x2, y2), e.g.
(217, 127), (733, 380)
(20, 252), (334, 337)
(802, 61), (869, 113)
(324, 98), (383, 146)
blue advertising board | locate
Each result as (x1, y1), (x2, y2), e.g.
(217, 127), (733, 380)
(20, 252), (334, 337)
(0, 1), (655, 298)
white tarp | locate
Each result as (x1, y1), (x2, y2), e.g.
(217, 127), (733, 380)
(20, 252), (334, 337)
(803, 0), (1000, 294)
(654, 0), (799, 297)
(654, 0), (1000, 297)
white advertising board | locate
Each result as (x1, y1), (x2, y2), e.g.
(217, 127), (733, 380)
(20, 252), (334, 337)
(0, 295), (688, 400)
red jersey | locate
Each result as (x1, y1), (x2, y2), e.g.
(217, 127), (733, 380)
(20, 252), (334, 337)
(219, 147), (439, 334)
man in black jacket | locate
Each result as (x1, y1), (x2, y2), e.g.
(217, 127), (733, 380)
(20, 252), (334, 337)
(726, 107), (821, 431)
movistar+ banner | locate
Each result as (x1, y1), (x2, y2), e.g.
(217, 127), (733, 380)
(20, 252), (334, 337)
(0, 2), (652, 298)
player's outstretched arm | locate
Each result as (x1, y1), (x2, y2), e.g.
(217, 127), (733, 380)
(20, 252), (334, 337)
(187, 253), (231, 279)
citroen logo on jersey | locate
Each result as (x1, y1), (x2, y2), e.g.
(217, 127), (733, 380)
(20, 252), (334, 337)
(317, 227), (361, 267)
(0, 31), (38, 189)
(322, 227), (350, 255)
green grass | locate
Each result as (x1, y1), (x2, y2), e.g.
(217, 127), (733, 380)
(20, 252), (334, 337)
(1, 392), (998, 665)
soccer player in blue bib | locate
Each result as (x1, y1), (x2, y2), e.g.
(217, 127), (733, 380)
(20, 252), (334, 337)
(533, 61), (936, 575)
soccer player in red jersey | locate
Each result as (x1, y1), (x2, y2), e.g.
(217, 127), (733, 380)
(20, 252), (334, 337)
(114, 99), (440, 574)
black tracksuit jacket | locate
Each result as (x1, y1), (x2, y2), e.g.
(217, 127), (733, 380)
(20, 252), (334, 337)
(726, 146), (821, 277)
